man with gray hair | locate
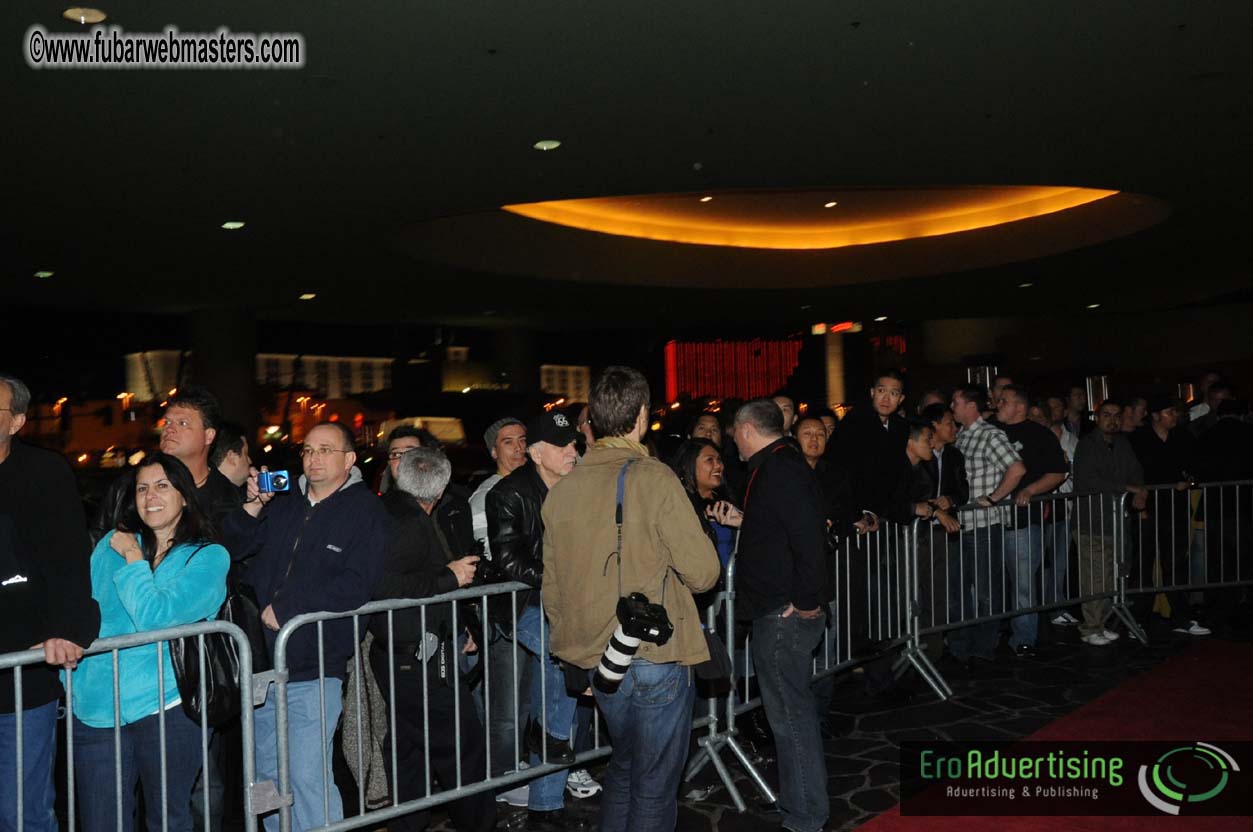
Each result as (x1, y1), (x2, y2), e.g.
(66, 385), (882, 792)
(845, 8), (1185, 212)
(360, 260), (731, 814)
(370, 447), (495, 832)
(733, 398), (831, 832)
(1, 374), (101, 832)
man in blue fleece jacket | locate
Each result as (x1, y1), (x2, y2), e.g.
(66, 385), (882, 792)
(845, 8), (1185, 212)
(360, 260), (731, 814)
(225, 421), (386, 832)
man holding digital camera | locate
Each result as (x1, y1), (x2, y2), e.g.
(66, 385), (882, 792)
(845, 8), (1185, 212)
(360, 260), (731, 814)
(542, 366), (720, 832)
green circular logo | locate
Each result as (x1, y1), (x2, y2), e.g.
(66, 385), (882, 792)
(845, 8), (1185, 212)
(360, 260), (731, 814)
(1138, 743), (1239, 815)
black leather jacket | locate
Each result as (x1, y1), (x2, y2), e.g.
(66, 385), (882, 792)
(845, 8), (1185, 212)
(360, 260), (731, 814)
(485, 461), (548, 607)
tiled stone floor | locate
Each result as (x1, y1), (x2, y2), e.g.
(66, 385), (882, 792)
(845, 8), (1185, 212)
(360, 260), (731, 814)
(436, 611), (1251, 831)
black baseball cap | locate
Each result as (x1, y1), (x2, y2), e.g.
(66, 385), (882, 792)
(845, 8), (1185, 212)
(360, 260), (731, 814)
(526, 411), (580, 447)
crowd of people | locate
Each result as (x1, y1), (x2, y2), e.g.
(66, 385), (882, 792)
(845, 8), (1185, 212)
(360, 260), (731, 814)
(1, 364), (1251, 832)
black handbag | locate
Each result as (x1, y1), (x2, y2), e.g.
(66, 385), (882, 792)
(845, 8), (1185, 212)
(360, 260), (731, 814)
(694, 629), (732, 686)
(169, 553), (269, 728)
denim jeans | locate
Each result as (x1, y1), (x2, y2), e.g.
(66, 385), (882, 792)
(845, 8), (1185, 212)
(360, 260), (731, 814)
(752, 608), (829, 832)
(590, 660), (696, 832)
(946, 525), (1005, 660)
(1, 700), (59, 832)
(1005, 524), (1043, 648)
(474, 624), (532, 777)
(254, 678), (343, 832)
(74, 706), (204, 832)
(514, 605), (574, 811)
(1041, 509), (1073, 605)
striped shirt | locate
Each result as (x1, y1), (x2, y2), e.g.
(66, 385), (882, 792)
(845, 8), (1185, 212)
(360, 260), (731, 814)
(955, 418), (1022, 529)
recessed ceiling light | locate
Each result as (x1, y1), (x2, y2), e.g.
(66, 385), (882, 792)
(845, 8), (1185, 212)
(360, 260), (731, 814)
(34, 270), (54, 279)
(1086, 303), (1101, 309)
(299, 293), (316, 300)
(221, 221), (245, 230)
(874, 316), (888, 322)
(1018, 282), (1034, 288)
(824, 201), (838, 208)
(699, 196), (714, 203)
(532, 139), (561, 151)
(63, 7), (107, 24)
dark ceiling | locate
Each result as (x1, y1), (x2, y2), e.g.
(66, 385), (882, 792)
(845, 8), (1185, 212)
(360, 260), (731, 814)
(4, 1), (1252, 330)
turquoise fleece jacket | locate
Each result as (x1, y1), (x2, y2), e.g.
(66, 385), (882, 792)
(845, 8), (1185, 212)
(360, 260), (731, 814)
(67, 531), (229, 728)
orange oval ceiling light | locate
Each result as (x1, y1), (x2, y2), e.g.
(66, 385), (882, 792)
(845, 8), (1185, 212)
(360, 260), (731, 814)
(502, 186), (1118, 250)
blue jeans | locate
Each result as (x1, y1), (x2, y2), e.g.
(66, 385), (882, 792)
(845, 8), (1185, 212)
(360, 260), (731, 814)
(514, 605), (574, 811)
(1005, 524), (1043, 648)
(1, 700), (60, 832)
(255, 678), (343, 832)
(74, 706), (204, 832)
(1042, 510), (1072, 605)
(947, 525), (1005, 660)
(753, 608), (829, 832)
(590, 660), (695, 832)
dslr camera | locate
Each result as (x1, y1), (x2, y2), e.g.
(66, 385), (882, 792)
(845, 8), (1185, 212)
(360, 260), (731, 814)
(257, 470), (291, 493)
(594, 592), (674, 694)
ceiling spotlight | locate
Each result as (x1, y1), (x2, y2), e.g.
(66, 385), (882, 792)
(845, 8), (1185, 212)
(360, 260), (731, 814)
(824, 201), (838, 208)
(299, 293), (317, 300)
(1018, 282), (1034, 288)
(699, 196), (714, 203)
(532, 139), (561, 151)
(63, 7), (107, 24)
(34, 270), (54, 279)
(221, 221), (245, 230)
(1086, 303), (1101, 309)
(874, 316), (889, 322)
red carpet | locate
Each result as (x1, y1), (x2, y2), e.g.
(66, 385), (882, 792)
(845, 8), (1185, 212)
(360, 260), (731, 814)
(859, 640), (1253, 831)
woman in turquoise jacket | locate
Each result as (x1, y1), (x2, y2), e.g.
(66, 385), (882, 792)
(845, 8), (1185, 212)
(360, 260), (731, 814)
(71, 452), (228, 832)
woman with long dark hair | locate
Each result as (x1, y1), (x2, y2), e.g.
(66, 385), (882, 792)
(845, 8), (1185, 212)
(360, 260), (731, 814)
(669, 438), (741, 566)
(70, 453), (229, 832)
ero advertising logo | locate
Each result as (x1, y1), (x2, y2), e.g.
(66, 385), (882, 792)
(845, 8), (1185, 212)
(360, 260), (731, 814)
(901, 741), (1251, 817)
(1138, 742), (1240, 816)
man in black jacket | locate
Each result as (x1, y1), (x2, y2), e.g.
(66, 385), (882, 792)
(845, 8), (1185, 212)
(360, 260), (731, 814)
(733, 399), (831, 832)
(225, 421), (387, 832)
(370, 447), (494, 832)
(0, 374), (100, 832)
(485, 411), (584, 830)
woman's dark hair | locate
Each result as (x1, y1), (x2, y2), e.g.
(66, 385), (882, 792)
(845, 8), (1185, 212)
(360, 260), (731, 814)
(120, 452), (219, 562)
(668, 438), (729, 502)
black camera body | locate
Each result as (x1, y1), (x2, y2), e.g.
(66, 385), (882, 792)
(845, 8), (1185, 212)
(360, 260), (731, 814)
(616, 592), (673, 646)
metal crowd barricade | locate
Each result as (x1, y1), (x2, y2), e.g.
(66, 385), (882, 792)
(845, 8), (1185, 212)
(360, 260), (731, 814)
(268, 582), (615, 832)
(1126, 479), (1252, 620)
(0, 620), (258, 832)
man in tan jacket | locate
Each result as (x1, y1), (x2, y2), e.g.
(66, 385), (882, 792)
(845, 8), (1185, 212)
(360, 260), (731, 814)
(543, 366), (719, 832)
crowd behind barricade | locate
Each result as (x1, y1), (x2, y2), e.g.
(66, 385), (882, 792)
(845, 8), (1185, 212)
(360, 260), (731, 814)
(2, 365), (1251, 832)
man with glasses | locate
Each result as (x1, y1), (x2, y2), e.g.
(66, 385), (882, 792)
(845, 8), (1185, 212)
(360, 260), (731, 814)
(225, 421), (387, 832)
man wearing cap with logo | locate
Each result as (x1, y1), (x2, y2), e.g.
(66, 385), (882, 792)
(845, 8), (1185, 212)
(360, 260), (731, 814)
(485, 411), (587, 830)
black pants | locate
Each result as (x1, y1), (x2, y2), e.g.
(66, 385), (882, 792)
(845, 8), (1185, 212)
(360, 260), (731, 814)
(1127, 500), (1195, 625)
(369, 648), (496, 832)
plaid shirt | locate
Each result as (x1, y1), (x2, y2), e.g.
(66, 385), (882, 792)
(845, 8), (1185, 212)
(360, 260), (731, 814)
(955, 418), (1022, 529)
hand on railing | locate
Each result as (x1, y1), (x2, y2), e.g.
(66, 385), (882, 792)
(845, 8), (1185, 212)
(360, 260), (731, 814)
(31, 637), (85, 670)
(262, 603), (280, 631)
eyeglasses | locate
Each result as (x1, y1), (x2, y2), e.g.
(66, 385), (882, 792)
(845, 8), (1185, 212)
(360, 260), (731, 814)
(387, 449), (418, 460)
(300, 446), (351, 459)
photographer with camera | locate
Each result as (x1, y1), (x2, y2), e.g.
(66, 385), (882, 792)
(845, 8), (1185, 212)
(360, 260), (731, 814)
(224, 421), (387, 832)
(542, 367), (720, 832)
(733, 398), (832, 832)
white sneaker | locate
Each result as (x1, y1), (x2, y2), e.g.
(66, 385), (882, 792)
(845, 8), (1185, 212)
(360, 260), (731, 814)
(1102, 629), (1120, 641)
(1063, 611), (1080, 625)
(565, 768), (602, 799)
(1051, 612), (1079, 626)
(1081, 633), (1112, 646)
(496, 783), (530, 807)
(1173, 620), (1212, 636)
